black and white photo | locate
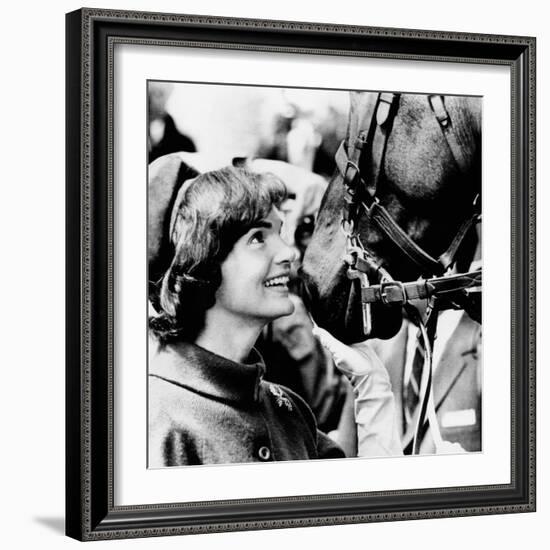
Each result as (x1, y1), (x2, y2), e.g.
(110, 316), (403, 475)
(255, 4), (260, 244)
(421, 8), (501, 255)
(147, 82), (482, 467)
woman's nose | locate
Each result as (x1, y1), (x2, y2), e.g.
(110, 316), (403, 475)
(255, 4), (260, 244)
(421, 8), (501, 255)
(274, 235), (298, 264)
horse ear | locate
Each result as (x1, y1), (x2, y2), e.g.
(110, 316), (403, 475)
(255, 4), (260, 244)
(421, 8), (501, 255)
(148, 153), (201, 286)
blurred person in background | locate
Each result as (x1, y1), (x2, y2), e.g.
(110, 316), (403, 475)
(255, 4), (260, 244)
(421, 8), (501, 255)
(148, 82), (196, 163)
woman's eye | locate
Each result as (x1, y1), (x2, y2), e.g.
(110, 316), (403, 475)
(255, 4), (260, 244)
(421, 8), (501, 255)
(249, 231), (265, 245)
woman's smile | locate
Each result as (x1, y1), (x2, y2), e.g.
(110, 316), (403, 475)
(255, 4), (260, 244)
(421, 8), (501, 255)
(264, 273), (290, 290)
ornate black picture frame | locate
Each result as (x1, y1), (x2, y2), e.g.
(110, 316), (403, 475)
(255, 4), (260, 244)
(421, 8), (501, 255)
(66, 8), (536, 541)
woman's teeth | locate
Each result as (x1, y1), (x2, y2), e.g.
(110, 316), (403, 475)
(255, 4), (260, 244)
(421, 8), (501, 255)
(264, 276), (289, 288)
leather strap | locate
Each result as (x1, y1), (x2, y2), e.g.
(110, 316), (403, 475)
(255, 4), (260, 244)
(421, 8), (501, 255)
(367, 93), (399, 199)
(335, 140), (360, 184)
(361, 270), (481, 305)
(335, 92), (399, 203)
(367, 201), (445, 276)
(399, 304), (443, 454)
(335, 94), (380, 186)
(438, 210), (480, 269)
(428, 94), (470, 174)
(412, 305), (439, 454)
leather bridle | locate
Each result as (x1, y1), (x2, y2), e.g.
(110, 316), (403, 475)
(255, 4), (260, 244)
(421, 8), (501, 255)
(335, 92), (482, 454)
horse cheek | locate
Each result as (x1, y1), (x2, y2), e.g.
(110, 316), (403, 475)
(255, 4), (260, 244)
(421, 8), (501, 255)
(301, 254), (350, 341)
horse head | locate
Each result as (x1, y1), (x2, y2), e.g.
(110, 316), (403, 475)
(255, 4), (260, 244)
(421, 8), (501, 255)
(301, 91), (481, 344)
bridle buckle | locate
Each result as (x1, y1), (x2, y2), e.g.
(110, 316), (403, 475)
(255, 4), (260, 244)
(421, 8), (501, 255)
(380, 280), (407, 305)
(344, 159), (360, 183)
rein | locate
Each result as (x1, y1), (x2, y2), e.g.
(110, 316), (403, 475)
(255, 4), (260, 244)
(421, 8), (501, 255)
(335, 92), (481, 454)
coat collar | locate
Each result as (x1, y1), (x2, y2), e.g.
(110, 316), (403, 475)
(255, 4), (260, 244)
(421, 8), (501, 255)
(149, 340), (266, 403)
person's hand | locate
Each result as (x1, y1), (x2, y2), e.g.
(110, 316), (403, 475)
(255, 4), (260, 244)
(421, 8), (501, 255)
(311, 324), (385, 378)
(311, 323), (403, 457)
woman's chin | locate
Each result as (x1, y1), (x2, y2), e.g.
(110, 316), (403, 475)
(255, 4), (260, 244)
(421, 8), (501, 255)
(266, 295), (295, 319)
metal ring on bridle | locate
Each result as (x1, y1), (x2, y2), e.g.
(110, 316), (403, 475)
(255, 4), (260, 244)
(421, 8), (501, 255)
(341, 218), (355, 236)
(345, 159), (361, 179)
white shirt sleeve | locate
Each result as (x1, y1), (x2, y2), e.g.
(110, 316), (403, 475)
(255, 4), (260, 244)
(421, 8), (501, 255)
(312, 326), (403, 457)
(349, 342), (403, 457)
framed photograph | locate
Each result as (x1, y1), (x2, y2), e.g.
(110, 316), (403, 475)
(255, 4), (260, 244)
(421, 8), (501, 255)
(66, 8), (536, 541)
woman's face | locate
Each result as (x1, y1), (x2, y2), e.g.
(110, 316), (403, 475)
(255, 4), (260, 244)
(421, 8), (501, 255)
(215, 207), (297, 324)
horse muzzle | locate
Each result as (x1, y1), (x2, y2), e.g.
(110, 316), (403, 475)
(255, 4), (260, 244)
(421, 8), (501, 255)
(299, 262), (403, 344)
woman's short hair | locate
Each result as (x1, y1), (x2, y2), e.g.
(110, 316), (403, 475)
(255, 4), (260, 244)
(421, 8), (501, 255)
(149, 166), (287, 343)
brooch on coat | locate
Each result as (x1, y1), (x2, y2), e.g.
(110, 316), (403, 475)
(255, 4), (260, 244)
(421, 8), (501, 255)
(268, 384), (293, 412)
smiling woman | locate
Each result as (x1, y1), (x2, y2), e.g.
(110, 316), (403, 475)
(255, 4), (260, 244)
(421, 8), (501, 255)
(150, 167), (289, 344)
(211, 208), (297, 349)
(148, 165), (347, 466)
